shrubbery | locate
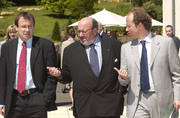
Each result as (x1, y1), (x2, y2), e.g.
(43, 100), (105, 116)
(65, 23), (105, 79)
(51, 21), (61, 42)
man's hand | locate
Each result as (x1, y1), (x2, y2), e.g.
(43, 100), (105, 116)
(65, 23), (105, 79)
(0, 106), (5, 116)
(174, 100), (180, 112)
(114, 67), (128, 80)
(47, 67), (61, 78)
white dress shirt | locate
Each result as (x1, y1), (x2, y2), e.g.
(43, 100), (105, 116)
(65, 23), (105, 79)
(14, 38), (36, 90)
(138, 33), (155, 92)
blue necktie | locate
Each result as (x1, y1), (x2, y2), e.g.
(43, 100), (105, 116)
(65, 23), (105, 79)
(90, 44), (99, 77)
(140, 40), (150, 93)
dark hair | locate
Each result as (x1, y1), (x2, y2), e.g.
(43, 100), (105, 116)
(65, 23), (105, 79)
(66, 27), (75, 38)
(92, 18), (98, 29)
(130, 8), (152, 31)
(15, 12), (35, 27)
(165, 25), (173, 30)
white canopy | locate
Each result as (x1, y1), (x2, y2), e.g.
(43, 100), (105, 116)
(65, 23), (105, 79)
(69, 9), (126, 27)
(152, 19), (163, 26)
(69, 9), (163, 27)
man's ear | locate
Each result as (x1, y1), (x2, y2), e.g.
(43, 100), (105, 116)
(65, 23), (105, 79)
(93, 28), (98, 35)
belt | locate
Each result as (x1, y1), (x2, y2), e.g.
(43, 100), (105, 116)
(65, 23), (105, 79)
(13, 88), (37, 97)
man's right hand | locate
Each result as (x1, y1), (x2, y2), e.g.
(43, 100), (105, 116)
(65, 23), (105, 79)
(0, 106), (5, 116)
(47, 67), (61, 78)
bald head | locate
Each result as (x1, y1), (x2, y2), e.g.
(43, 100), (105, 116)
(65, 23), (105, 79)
(78, 17), (98, 46)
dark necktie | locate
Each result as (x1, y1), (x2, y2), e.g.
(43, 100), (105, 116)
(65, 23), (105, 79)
(140, 40), (150, 93)
(89, 44), (99, 77)
(17, 42), (26, 93)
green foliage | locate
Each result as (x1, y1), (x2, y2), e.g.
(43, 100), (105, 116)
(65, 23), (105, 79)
(64, 0), (98, 19)
(151, 0), (162, 5)
(51, 21), (61, 42)
(131, 0), (162, 6)
(143, 1), (162, 21)
(41, 0), (66, 15)
(35, 0), (42, 5)
(95, 1), (131, 16)
(41, 0), (98, 19)
(132, 0), (149, 6)
(0, 0), (14, 12)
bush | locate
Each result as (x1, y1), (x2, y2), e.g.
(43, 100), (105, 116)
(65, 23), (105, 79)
(51, 21), (61, 42)
(0, 29), (5, 37)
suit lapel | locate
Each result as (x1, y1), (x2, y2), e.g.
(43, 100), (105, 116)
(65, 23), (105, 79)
(30, 36), (40, 70)
(131, 39), (140, 70)
(76, 41), (94, 75)
(10, 39), (18, 83)
(100, 38), (110, 77)
(150, 35), (160, 68)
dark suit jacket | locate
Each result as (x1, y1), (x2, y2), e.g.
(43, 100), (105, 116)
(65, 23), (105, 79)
(61, 36), (127, 117)
(0, 36), (57, 117)
(0, 57), (5, 104)
(172, 35), (180, 52)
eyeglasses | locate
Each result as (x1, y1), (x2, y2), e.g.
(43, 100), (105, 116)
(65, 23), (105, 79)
(78, 29), (92, 34)
(19, 25), (33, 30)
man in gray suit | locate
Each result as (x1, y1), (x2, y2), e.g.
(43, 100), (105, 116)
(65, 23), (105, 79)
(114, 8), (180, 118)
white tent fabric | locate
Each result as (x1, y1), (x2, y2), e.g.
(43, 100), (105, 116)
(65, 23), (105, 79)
(152, 19), (163, 26)
(69, 9), (163, 27)
(69, 9), (126, 27)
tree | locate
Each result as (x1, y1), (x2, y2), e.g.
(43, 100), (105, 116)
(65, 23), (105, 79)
(41, 0), (98, 19)
(131, 0), (162, 6)
(142, 1), (162, 21)
(64, 0), (98, 19)
(131, 0), (148, 6)
(51, 21), (61, 42)
(41, 0), (66, 15)
(0, 0), (13, 14)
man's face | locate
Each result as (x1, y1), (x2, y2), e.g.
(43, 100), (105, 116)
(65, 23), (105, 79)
(165, 27), (173, 37)
(16, 17), (34, 41)
(126, 13), (139, 39)
(78, 18), (97, 46)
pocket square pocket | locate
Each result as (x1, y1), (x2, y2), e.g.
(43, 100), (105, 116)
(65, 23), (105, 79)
(114, 58), (118, 63)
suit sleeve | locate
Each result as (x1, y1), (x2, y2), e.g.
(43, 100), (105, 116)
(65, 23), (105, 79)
(118, 43), (131, 86)
(168, 39), (180, 100)
(60, 46), (72, 83)
(0, 43), (7, 105)
(0, 56), (6, 105)
(42, 41), (57, 110)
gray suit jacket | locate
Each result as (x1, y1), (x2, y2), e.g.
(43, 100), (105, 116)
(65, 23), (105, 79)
(119, 34), (180, 118)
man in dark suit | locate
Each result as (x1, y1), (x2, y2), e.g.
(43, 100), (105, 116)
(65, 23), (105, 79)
(0, 12), (57, 118)
(98, 22), (107, 38)
(47, 17), (127, 118)
(165, 25), (180, 53)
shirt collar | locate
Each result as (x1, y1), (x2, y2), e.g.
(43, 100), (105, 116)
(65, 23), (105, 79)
(18, 37), (33, 48)
(138, 32), (152, 44)
(93, 34), (101, 45)
(85, 35), (101, 48)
